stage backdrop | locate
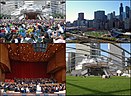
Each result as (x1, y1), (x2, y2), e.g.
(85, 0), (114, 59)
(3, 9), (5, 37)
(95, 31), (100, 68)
(5, 60), (50, 79)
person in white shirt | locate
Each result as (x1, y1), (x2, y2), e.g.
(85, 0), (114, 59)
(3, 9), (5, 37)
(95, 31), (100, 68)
(21, 87), (24, 93)
(57, 24), (64, 36)
(26, 87), (30, 93)
(36, 84), (41, 92)
(54, 35), (65, 43)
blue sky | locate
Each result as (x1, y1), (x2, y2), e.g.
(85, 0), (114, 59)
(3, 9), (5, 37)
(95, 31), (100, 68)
(66, 43), (76, 53)
(66, 0), (130, 22)
(66, 43), (131, 58)
(66, 43), (76, 61)
(101, 43), (130, 57)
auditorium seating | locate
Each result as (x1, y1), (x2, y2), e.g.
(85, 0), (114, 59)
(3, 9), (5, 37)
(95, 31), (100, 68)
(0, 19), (66, 43)
(0, 78), (66, 95)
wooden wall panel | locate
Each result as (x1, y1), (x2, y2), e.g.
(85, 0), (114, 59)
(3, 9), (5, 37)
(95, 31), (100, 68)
(0, 68), (5, 81)
(47, 44), (66, 83)
(0, 68), (2, 81)
(0, 44), (11, 71)
(1, 73), (5, 81)
(54, 69), (62, 83)
(54, 48), (66, 83)
(47, 45), (65, 73)
(61, 68), (66, 82)
(56, 47), (66, 67)
(47, 56), (56, 73)
(54, 68), (66, 83)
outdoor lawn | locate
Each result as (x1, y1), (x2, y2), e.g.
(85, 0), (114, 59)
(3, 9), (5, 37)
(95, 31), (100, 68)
(66, 76), (131, 95)
(85, 31), (109, 37)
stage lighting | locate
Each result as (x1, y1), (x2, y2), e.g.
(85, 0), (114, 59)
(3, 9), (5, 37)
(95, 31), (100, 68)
(33, 43), (47, 52)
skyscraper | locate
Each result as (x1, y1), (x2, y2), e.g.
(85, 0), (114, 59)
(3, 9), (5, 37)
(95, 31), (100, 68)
(78, 12), (84, 21)
(94, 10), (106, 29)
(0, 0), (24, 16)
(119, 3), (123, 21)
(113, 11), (115, 18)
(67, 52), (76, 72)
(51, 0), (65, 16)
(75, 43), (90, 65)
(125, 6), (130, 18)
(94, 11), (105, 21)
(130, 10), (131, 30)
(108, 43), (124, 70)
(90, 43), (100, 58)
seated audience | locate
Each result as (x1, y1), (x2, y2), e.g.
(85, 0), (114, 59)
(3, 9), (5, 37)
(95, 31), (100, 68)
(0, 20), (66, 43)
(0, 78), (65, 94)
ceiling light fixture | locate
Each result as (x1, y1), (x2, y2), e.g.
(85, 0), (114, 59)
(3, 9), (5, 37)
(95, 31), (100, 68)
(33, 43), (48, 52)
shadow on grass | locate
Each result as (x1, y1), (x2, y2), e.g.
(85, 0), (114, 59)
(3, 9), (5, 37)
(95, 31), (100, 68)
(67, 79), (78, 81)
(106, 89), (131, 94)
(66, 82), (131, 95)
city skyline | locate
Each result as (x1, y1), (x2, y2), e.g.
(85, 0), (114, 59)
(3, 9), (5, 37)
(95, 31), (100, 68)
(66, 0), (130, 22)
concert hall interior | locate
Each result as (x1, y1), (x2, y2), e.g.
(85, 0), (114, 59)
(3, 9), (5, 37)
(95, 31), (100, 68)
(0, 43), (66, 94)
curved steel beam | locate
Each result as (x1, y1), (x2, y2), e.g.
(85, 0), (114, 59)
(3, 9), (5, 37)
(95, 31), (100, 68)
(67, 46), (128, 60)
(66, 52), (124, 68)
(110, 42), (131, 55)
(82, 43), (129, 59)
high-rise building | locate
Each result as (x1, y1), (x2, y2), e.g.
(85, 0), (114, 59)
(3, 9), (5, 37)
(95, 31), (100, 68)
(127, 57), (131, 66)
(75, 43), (100, 65)
(57, 0), (66, 16)
(122, 12), (126, 21)
(119, 3), (123, 21)
(67, 52), (76, 72)
(113, 11), (116, 18)
(0, 0), (24, 18)
(51, 0), (65, 16)
(107, 12), (115, 20)
(108, 43), (124, 70)
(124, 17), (130, 30)
(33, 1), (51, 17)
(90, 43), (100, 58)
(125, 6), (130, 18)
(122, 50), (125, 67)
(94, 10), (106, 29)
(87, 20), (93, 28)
(33, 1), (46, 10)
(130, 9), (131, 30)
(94, 11), (106, 21)
(78, 12), (84, 21)
(124, 7), (130, 30)
(130, 9), (131, 19)
(75, 44), (90, 65)
(107, 13), (112, 20)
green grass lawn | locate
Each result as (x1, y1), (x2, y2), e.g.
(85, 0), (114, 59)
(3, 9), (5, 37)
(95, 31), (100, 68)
(85, 31), (108, 37)
(66, 76), (131, 95)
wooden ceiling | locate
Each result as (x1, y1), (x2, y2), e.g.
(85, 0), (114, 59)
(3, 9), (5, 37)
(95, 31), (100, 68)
(5, 44), (65, 62)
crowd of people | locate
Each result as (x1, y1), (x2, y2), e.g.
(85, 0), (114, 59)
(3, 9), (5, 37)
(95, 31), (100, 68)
(0, 19), (66, 43)
(0, 78), (66, 94)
